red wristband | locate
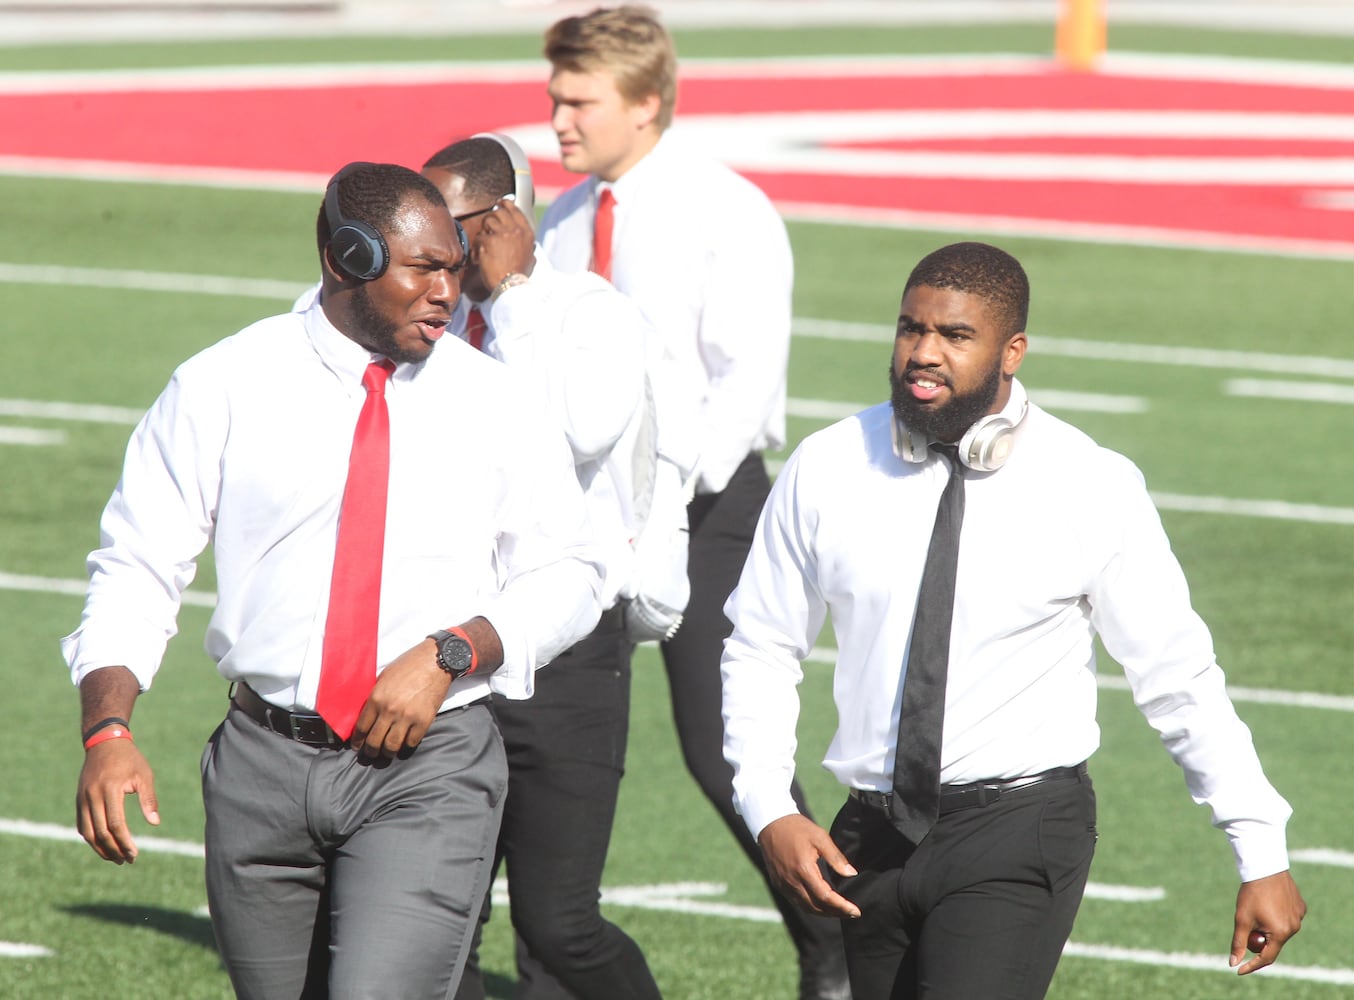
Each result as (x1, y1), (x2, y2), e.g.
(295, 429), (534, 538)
(84, 725), (133, 750)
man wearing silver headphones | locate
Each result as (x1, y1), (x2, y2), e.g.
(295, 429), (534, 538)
(720, 242), (1306, 999)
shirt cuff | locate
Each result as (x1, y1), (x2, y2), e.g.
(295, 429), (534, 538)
(1227, 817), (1292, 883)
(60, 629), (162, 691)
(734, 782), (802, 842)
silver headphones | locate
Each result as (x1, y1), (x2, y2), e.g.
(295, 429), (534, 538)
(471, 132), (535, 217)
(894, 382), (1029, 473)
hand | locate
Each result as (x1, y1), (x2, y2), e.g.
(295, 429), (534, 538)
(1230, 869), (1306, 974)
(76, 738), (160, 864)
(474, 198), (535, 291)
(757, 814), (861, 918)
(349, 639), (452, 760)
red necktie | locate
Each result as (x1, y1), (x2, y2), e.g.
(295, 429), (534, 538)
(591, 187), (615, 281)
(316, 359), (395, 740)
(466, 307), (486, 351)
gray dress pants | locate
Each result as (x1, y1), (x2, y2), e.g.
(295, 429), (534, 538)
(201, 698), (506, 1000)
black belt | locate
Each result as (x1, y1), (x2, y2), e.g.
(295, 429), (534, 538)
(850, 763), (1088, 816)
(230, 683), (348, 750)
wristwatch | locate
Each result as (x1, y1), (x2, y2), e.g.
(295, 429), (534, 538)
(428, 628), (478, 679)
(491, 271), (529, 302)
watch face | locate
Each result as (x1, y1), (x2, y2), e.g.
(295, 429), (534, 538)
(437, 634), (475, 676)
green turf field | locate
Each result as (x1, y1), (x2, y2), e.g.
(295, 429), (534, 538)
(2, 17), (1352, 1000)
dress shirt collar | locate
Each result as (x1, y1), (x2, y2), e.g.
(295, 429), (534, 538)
(598, 129), (674, 204)
(302, 292), (404, 390)
(891, 377), (1029, 463)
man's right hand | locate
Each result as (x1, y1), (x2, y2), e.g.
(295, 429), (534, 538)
(76, 739), (159, 864)
(757, 813), (861, 918)
(474, 198), (536, 291)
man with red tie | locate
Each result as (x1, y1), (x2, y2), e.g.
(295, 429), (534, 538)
(536, 7), (851, 999)
(62, 162), (605, 999)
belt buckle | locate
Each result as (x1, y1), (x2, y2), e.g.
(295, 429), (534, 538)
(289, 713), (337, 746)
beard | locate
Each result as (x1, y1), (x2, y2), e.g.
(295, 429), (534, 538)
(889, 360), (1003, 444)
(349, 283), (427, 366)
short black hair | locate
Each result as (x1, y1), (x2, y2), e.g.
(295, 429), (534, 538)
(423, 137), (515, 206)
(904, 242), (1030, 339)
(315, 162), (446, 256)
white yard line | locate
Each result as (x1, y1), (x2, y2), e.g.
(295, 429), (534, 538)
(0, 262), (310, 301)
(1291, 847), (1354, 869)
(7, 817), (1351, 985)
(0, 571), (217, 608)
(0, 427), (65, 446)
(0, 942), (52, 958)
(1227, 378), (1354, 406)
(1060, 942), (1354, 985)
(794, 318), (1354, 380)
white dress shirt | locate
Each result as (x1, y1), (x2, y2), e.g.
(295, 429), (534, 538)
(453, 252), (650, 610)
(61, 295), (605, 712)
(538, 131), (793, 494)
(721, 381), (1292, 882)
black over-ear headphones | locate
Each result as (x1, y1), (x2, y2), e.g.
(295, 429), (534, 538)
(324, 162), (390, 281)
(471, 132), (535, 217)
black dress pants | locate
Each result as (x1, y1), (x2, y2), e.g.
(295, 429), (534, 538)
(660, 453), (846, 969)
(453, 610), (661, 1000)
(830, 769), (1098, 999)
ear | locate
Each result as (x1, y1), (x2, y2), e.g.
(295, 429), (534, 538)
(630, 92), (662, 132)
(1003, 331), (1028, 377)
(321, 243), (355, 286)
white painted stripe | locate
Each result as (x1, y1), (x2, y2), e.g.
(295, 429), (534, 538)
(0, 942), (52, 959)
(0, 156), (330, 193)
(1061, 942), (1354, 985)
(783, 202), (1354, 261)
(787, 391), (1145, 420)
(1227, 378), (1354, 405)
(0, 262), (309, 301)
(1291, 848), (1354, 869)
(4, 51), (1353, 95)
(494, 879), (1160, 924)
(0, 398), (144, 425)
(0, 571), (217, 608)
(12, 817), (1349, 982)
(1149, 492), (1354, 526)
(0, 427), (65, 446)
(1030, 390), (1148, 414)
(1083, 884), (1166, 902)
(0, 818), (204, 858)
(806, 647), (1354, 712)
(786, 398), (865, 421)
(793, 318), (1354, 380)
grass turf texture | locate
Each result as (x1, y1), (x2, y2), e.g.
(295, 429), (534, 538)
(2, 17), (1352, 1000)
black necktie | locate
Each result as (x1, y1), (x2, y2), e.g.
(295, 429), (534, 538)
(889, 444), (966, 845)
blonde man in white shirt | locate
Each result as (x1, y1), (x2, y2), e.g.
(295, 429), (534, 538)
(537, 9), (851, 998)
(63, 163), (605, 1000)
(721, 241), (1307, 998)
(421, 135), (663, 1000)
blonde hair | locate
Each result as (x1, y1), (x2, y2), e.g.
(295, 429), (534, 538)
(544, 5), (678, 131)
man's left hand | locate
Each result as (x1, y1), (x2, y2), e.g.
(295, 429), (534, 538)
(349, 640), (452, 759)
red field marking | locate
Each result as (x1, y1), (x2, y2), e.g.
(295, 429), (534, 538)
(3, 60), (1352, 252)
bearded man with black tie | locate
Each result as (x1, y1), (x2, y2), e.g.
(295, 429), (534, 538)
(720, 241), (1306, 999)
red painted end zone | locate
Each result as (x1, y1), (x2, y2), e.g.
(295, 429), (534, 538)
(3, 63), (1351, 250)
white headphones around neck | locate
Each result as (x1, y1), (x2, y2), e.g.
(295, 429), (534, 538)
(894, 382), (1029, 473)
